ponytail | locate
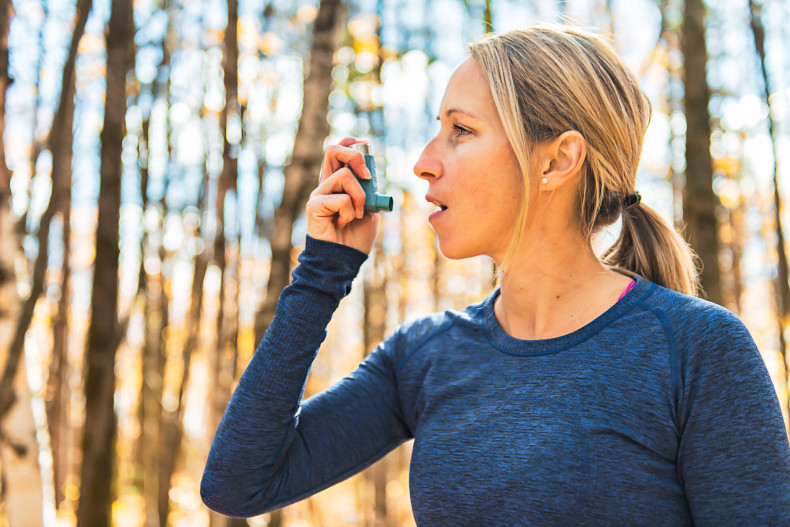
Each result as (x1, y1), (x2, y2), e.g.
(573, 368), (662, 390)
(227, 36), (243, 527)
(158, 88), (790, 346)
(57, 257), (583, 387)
(602, 203), (700, 296)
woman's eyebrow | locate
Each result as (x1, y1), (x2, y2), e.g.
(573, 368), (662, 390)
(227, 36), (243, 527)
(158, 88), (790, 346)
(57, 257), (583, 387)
(436, 108), (481, 121)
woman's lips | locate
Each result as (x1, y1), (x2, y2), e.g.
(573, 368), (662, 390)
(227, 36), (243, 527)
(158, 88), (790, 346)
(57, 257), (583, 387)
(425, 194), (448, 221)
(428, 208), (446, 221)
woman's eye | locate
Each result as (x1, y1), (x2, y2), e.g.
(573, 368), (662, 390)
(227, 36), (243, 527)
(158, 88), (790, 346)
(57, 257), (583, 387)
(452, 124), (471, 136)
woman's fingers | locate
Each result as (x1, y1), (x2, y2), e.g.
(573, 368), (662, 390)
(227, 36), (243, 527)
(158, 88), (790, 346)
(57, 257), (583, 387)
(307, 138), (379, 252)
(311, 167), (366, 218)
(319, 142), (371, 183)
(307, 193), (358, 228)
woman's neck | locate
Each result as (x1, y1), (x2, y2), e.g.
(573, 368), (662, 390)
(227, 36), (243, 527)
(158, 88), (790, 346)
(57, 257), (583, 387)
(493, 232), (632, 341)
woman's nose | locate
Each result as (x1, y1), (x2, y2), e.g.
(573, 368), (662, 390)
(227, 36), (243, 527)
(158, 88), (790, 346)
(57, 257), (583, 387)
(413, 139), (442, 182)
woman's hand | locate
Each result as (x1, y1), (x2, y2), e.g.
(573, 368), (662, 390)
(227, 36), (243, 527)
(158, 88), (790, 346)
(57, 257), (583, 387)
(307, 137), (380, 254)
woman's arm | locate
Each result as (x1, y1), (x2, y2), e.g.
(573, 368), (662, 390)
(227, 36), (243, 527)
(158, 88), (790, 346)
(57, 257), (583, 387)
(200, 236), (411, 517)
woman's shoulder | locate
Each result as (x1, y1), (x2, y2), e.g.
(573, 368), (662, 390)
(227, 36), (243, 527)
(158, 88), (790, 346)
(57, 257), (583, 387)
(373, 293), (491, 369)
(640, 281), (758, 360)
(645, 282), (747, 331)
(392, 294), (489, 346)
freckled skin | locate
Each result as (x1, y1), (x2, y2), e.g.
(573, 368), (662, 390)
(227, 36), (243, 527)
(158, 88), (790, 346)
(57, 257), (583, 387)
(413, 59), (522, 262)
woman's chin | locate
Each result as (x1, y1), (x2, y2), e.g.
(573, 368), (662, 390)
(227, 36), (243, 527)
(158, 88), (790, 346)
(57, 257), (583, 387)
(435, 238), (478, 261)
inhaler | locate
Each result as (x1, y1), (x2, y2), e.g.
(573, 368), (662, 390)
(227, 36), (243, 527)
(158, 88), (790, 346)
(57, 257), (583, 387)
(350, 143), (393, 213)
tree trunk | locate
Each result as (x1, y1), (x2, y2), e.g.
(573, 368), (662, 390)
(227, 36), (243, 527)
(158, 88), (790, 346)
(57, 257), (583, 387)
(254, 0), (348, 342)
(138, 4), (175, 524)
(0, 7), (46, 519)
(483, 0), (492, 33)
(728, 197), (745, 314)
(208, 3), (243, 525)
(606, 0), (615, 37)
(681, 0), (721, 304)
(363, 225), (389, 527)
(142, 237), (168, 527)
(131, 98), (151, 498)
(0, 0), (17, 404)
(76, 0), (133, 523)
(37, 0), (87, 517)
(0, 355), (45, 526)
(159, 246), (208, 526)
(748, 0), (790, 379)
(47, 189), (71, 510)
(0, 0), (92, 424)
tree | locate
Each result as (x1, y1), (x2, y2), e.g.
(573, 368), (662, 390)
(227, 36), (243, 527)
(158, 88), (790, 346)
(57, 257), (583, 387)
(681, 0), (721, 303)
(76, 0), (134, 522)
(1, 0), (91, 519)
(208, 2), (245, 526)
(0, 2), (47, 522)
(133, 4), (175, 525)
(748, 0), (790, 380)
(0, 0), (92, 426)
(254, 0), (349, 342)
(0, 0), (16, 415)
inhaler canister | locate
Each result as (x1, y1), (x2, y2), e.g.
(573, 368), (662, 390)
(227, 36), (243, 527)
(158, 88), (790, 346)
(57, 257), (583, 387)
(351, 143), (394, 213)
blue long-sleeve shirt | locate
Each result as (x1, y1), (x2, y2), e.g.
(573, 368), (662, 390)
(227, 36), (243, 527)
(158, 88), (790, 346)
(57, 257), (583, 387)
(201, 235), (790, 525)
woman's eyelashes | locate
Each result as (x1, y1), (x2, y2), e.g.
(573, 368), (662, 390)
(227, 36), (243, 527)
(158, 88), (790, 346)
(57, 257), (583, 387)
(451, 124), (472, 137)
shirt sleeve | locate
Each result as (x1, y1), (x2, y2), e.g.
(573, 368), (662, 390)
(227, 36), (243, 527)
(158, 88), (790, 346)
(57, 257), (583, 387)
(676, 308), (790, 525)
(200, 236), (412, 517)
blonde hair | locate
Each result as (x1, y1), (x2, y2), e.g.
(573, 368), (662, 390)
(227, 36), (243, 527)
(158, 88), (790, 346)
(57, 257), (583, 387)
(469, 25), (699, 296)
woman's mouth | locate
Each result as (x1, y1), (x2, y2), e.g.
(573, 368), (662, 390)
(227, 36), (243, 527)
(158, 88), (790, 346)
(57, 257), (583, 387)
(426, 195), (448, 221)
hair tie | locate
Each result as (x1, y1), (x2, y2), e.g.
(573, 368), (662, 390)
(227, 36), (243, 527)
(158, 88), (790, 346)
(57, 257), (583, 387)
(623, 191), (641, 211)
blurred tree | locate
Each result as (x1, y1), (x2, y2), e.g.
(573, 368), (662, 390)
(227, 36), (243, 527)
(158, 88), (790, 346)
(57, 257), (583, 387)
(134, 4), (175, 525)
(131, 16), (158, 517)
(0, 0), (12, 256)
(659, 2), (685, 231)
(0, 0), (16, 398)
(77, 0), (134, 523)
(142, 201), (168, 527)
(155, 5), (199, 520)
(363, 238), (391, 524)
(748, 0), (789, 369)
(23, 0), (48, 231)
(0, 2), (46, 524)
(38, 0), (86, 517)
(1, 0), (91, 519)
(47, 118), (72, 512)
(681, 0), (721, 304)
(209, 1), (245, 526)
(254, 0), (349, 343)
(727, 192), (745, 314)
(0, 0), (92, 423)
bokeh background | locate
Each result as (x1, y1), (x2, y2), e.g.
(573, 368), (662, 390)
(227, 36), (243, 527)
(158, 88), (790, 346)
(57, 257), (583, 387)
(0, 0), (788, 525)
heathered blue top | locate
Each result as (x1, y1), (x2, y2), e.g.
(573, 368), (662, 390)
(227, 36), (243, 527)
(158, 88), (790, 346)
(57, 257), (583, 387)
(201, 235), (790, 525)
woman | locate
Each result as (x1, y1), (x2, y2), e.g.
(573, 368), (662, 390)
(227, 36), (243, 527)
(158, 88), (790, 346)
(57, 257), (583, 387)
(201, 26), (790, 525)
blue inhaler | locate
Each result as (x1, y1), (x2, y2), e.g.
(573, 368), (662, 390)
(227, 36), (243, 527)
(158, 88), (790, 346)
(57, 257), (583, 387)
(350, 143), (393, 213)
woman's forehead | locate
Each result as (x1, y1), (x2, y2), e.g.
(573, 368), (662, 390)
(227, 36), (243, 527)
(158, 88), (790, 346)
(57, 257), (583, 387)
(438, 59), (497, 121)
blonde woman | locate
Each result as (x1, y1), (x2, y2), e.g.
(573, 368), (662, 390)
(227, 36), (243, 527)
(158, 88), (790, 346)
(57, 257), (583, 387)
(201, 26), (790, 524)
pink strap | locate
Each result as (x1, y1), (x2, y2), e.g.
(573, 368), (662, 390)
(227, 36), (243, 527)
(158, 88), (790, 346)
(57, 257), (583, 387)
(618, 280), (637, 301)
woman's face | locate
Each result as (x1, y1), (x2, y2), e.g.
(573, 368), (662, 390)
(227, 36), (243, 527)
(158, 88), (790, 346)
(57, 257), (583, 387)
(413, 58), (523, 262)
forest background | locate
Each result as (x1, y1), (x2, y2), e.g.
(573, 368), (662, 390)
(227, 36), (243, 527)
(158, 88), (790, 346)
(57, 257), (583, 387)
(0, 0), (788, 525)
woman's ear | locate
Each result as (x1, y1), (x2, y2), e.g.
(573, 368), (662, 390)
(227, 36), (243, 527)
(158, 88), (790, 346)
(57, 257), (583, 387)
(536, 131), (587, 190)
